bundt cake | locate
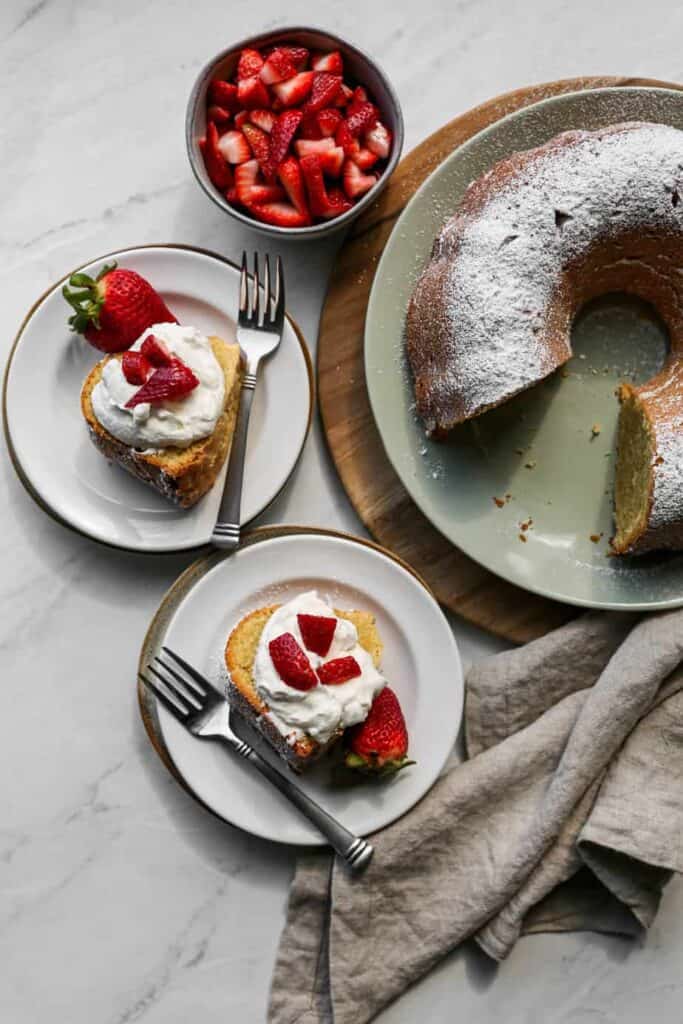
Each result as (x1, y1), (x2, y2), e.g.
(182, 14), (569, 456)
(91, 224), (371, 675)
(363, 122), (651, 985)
(406, 121), (683, 555)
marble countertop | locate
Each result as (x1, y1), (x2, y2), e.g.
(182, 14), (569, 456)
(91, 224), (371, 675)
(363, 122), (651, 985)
(3, 0), (683, 1020)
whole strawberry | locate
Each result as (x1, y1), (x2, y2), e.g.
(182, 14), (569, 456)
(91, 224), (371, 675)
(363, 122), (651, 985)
(345, 687), (415, 777)
(62, 262), (177, 352)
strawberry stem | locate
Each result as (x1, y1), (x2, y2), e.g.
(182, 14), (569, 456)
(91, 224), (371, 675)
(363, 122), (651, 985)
(61, 261), (116, 334)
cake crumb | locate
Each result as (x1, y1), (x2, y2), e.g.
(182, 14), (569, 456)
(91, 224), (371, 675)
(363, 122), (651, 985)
(518, 533), (528, 543)
(519, 518), (533, 532)
(524, 460), (537, 470)
(590, 423), (601, 439)
(579, 353), (587, 360)
(514, 447), (525, 455)
(493, 496), (505, 508)
(589, 533), (603, 543)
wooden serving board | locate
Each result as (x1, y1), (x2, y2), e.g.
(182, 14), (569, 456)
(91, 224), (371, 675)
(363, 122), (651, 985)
(318, 75), (682, 644)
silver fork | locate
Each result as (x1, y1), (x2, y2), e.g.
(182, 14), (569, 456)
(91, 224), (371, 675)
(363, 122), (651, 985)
(140, 647), (374, 870)
(212, 252), (284, 550)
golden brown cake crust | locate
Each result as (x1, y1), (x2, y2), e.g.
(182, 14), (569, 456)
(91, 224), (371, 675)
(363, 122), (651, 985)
(225, 604), (383, 772)
(81, 337), (242, 508)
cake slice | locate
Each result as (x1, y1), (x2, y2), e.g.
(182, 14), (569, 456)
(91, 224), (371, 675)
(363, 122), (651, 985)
(81, 334), (242, 508)
(225, 594), (384, 772)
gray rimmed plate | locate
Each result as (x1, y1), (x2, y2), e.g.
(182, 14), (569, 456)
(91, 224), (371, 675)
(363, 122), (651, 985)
(365, 87), (683, 611)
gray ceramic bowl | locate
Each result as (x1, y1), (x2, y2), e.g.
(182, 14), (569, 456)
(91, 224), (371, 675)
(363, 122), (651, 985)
(186, 26), (404, 239)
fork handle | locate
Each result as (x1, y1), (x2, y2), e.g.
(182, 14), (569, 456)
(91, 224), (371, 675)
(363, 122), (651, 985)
(238, 744), (373, 870)
(212, 369), (257, 550)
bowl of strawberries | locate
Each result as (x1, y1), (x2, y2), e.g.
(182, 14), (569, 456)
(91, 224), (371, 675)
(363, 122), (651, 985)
(186, 27), (404, 237)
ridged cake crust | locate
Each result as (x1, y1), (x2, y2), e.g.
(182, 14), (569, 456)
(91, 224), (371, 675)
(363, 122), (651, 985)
(407, 121), (683, 554)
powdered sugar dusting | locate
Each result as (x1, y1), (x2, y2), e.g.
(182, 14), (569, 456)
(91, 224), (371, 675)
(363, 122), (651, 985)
(408, 122), (683, 432)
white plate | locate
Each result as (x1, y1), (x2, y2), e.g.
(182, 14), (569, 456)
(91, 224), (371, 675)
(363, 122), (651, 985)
(4, 245), (312, 552)
(141, 530), (463, 845)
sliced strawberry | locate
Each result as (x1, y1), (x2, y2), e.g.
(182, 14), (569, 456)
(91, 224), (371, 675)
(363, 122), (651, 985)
(297, 614), (337, 657)
(268, 110), (303, 173)
(294, 137), (335, 158)
(225, 186), (240, 205)
(269, 633), (318, 690)
(259, 47), (299, 85)
(335, 120), (360, 159)
(335, 82), (354, 107)
(365, 121), (392, 159)
(325, 186), (353, 217)
(247, 200), (310, 228)
(208, 79), (239, 111)
(121, 350), (152, 385)
(217, 129), (251, 164)
(279, 45), (309, 69)
(347, 86), (369, 115)
(200, 122), (232, 190)
(346, 101), (377, 137)
(242, 123), (272, 177)
(318, 656), (361, 685)
(311, 50), (344, 74)
(272, 71), (314, 107)
(234, 110), (250, 129)
(237, 75), (270, 110)
(249, 108), (276, 133)
(319, 146), (344, 177)
(140, 334), (172, 366)
(207, 105), (232, 125)
(237, 48), (264, 80)
(298, 114), (324, 140)
(125, 358), (198, 408)
(354, 147), (379, 171)
(299, 153), (332, 217)
(235, 160), (284, 204)
(343, 159), (378, 199)
(316, 108), (342, 137)
(303, 73), (342, 115)
(278, 157), (310, 216)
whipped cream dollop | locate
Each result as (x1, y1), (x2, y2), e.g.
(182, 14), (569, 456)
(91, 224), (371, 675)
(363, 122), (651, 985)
(253, 591), (386, 745)
(90, 323), (225, 449)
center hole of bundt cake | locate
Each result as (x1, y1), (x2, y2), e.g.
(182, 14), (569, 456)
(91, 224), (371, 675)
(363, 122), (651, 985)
(571, 294), (669, 384)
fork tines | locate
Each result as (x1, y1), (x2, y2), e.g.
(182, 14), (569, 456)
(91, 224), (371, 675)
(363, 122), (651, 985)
(239, 251), (284, 331)
(139, 648), (212, 720)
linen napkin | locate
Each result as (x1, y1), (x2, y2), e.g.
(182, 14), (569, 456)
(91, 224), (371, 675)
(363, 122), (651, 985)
(268, 608), (683, 1024)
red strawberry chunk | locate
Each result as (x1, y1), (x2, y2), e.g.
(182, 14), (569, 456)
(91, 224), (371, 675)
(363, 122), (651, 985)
(299, 153), (330, 217)
(335, 120), (361, 159)
(354, 147), (379, 171)
(365, 121), (392, 159)
(260, 47), (299, 85)
(295, 137), (335, 159)
(319, 146), (345, 177)
(335, 82), (354, 107)
(311, 50), (344, 74)
(318, 656), (362, 685)
(208, 79), (239, 111)
(278, 157), (310, 216)
(347, 86), (369, 115)
(217, 129), (251, 164)
(346, 102), (377, 137)
(297, 614), (337, 657)
(140, 334), (173, 366)
(237, 48), (264, 80)
(247, 201), (310, 228)
(237, 75), (270, 110)
(121, 350), (152, 385)
(125, 358), (198, 408)
(316, 108), (342, 137)
(207, 105), (232, 125)
(234, 110), (250, 129)
(272, 71), (314, 107)
(325, 187), (353, 217)
(268, 110), (303, 173)
(343, 159), (378, 199)
(242, 123), (272, 176)
(303, 73), (342, 115)
(298, 115), (324, 141)
(269, 633), (318, 690)
(249, 109), (276, 133)
(199, 122), (232, 190)
(279, 46), (309, 69)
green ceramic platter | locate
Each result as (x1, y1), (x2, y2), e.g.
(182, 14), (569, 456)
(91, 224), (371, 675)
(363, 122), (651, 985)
(365, 87), (683, 611)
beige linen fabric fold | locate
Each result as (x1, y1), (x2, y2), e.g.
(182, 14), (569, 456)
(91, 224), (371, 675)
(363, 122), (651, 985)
(269, 609), (683, 1024)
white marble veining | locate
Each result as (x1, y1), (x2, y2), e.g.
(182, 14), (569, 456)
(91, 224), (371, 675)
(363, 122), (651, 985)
(2, 0), (683, 1020)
